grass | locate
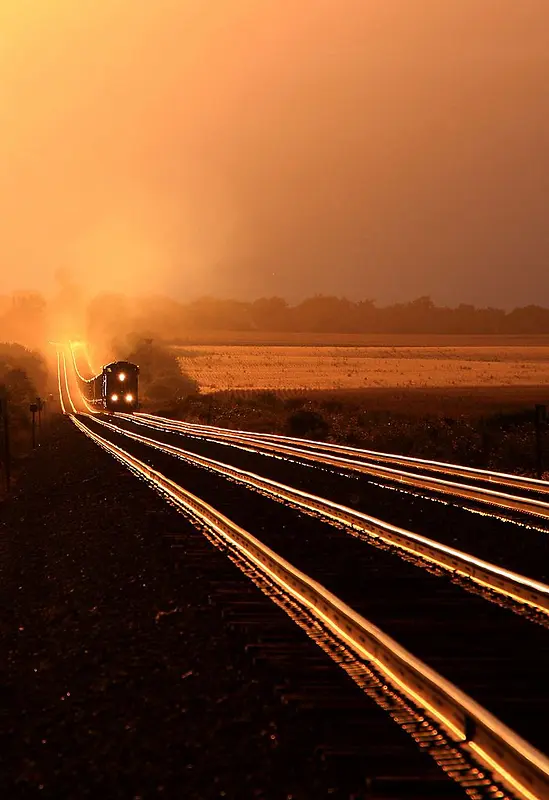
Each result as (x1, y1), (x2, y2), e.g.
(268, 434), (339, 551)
(173, 341), (549, 394)
(172, 332), (549, 347)
(157, 387), (548, 479)
(159, 334), (549, 477)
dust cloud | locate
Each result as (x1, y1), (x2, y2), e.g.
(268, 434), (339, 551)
(1, 0), (548, 316)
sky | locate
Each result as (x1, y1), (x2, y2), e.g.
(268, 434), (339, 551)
(1, 0), (548, 307)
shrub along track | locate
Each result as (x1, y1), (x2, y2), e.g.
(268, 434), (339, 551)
(79, 414), (549, 764)
(1, 416), (472, 799)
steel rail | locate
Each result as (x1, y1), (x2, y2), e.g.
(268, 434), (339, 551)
(90, 414), (549, 618)
(136, 412), (549, 497)
(66, 345), (100, 414)
(120, 413), (549, 522)
(69, 341), (94, 383)
(56, 351), (67, 415)
(71, 413), (549, 800)
(61, 351), (77, 414)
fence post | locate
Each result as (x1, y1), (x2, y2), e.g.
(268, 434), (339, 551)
(36, 397), (43, 432)
(30, 403), (38, 449)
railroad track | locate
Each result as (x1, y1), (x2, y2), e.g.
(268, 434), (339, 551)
(107, 410), (549, 588)
(88, 412), (549, 623)
(137, 412), (549, 498)
(123, 412), (549, 526)
(71, 412), (549, 800)
(59, 351), (549, 798)
(66, 350), (549, 618)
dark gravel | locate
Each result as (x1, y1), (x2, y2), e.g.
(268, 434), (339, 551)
(115, 417), (549, 583)
(0, 416), (461, 799)
(83, 415), (549, 757)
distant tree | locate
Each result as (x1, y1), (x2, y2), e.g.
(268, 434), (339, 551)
(132, 295), (187, 339)
(477, 306), (507, 334)
(122, 339), (198, 405)
(1, 367), (35, 407)
(293, 295), (355, 332)
(184, 297), (252, 330)
(0, 291), (48, 348)
(505, 305), (549, 334)
(251, 297), (290, 330)
(355, 299), (378, 331)
(0, 343), (47, 395)
(0, 344), (48, 461)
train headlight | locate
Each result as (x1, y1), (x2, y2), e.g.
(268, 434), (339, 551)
(119, 372), (126, 382)
(111, 393), (119, 402)
(125, 393), (134, 403)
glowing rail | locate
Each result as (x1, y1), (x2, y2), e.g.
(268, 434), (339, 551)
(70, 413), (549, 800)
(136, 412), (549, 497)
(61, 351), (77, 414)
(121, 413), (549, 523)
(89, 414), (549, 618)
(56, 351), (67, 415)
(69, 341), (93, 383)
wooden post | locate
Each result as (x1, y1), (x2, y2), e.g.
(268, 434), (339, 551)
(30, 403), (38, 449)
(36, 397), (43, 431)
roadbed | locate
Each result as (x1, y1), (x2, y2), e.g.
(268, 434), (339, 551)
(0, 416), (457, 799)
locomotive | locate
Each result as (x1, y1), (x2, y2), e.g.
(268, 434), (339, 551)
(81, 360), (139, 412)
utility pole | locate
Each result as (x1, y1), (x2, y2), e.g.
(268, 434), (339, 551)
(36, 397), (43, 432)
(30, 403), (38, 449)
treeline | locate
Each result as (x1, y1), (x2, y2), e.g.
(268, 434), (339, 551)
(0, 343), (47, 400)
(0, 343), (49, 487)
(90, 294), (549, 337)
(0, 292), (48, 349)
(4, 290), (549, 343)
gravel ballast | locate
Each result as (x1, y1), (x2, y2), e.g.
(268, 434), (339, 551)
(0, 416), (457, 799)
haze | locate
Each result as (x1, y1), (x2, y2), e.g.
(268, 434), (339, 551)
(1, 0), (548, 307)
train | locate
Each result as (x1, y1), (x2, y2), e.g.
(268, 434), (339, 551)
(81, 360), (140, 412)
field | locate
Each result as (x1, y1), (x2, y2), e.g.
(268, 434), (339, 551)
(163, 334), (549, 477)
(173, 335), (549, 395)
(172, 332), (549, 347)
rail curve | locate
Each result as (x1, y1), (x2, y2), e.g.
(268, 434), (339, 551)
(89, 414), (549, 618)
(71, 413), (549, 800)
(136, 412), (549, 497)
(120, 413), (549, 523)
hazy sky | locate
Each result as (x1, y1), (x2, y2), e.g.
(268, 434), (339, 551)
(1, 1), (548, 307)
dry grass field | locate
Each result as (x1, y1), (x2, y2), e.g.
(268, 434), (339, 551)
(173, 332), (549, 348)
(174, 336), (549, 394)
(164, 334), (549, 476)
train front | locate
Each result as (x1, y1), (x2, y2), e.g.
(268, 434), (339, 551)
(104, 361), (139, 412)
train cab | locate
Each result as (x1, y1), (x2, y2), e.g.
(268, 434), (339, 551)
(103, 361), (139, 412)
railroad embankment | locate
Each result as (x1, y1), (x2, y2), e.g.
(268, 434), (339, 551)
(0, 416), (450, 798)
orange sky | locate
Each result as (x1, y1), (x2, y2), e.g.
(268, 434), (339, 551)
(1, 1), (548, 306)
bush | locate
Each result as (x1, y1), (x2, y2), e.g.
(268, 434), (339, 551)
(0, 343), (47, 396)
(122, 339), (199, 407)
(256, 391), (280, 408)
(283, 396), (307, 411)
(0, 344), (49, 488)
(286, 409), (330, 439)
